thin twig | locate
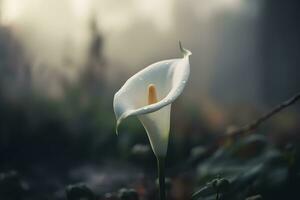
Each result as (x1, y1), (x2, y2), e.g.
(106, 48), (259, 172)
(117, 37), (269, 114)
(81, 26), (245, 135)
(227, 92), (300, 136)
(171, 93), (300, 175)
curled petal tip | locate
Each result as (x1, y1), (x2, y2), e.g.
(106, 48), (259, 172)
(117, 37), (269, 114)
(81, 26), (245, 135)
(115, 111), (131, 136)
(115, 120), (120, 135)
(115, 127), (119, 136)
(179, 41), (192, 57)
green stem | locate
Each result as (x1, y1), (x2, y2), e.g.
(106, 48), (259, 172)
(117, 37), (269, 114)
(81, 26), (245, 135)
(157, 156), (166, 200)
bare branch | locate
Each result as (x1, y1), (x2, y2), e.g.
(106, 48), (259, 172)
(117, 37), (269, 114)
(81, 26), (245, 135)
(227, 92), (300, 136)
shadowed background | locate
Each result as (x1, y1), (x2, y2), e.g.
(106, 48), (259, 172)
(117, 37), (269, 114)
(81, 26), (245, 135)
(0, 0), (300, 200)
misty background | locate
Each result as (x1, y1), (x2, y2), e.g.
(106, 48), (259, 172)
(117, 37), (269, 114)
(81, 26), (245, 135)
(0, 0), (300, 199)
(1, 0), (299, 104)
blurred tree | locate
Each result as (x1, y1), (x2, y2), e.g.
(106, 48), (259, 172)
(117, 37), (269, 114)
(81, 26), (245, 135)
(81, 15), (106, 98)
(262, 0), (300, 105)
(0, 23), (32, 101)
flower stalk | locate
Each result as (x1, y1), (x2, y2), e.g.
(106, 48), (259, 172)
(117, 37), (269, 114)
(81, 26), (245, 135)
(157, 156), (166, 200)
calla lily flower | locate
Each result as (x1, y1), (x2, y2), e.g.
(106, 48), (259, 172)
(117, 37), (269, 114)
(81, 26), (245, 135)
(113, 42), (191, 157)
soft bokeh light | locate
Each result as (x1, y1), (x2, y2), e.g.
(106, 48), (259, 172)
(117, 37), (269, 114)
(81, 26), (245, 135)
(0, 0), (298, 121)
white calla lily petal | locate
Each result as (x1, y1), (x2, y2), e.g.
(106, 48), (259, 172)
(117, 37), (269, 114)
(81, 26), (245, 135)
(138, 105), (171, 156)
(113, 43), (191, 156)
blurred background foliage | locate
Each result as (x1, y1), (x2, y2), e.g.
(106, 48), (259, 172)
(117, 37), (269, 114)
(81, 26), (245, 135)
(0, 0), (300, 199)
